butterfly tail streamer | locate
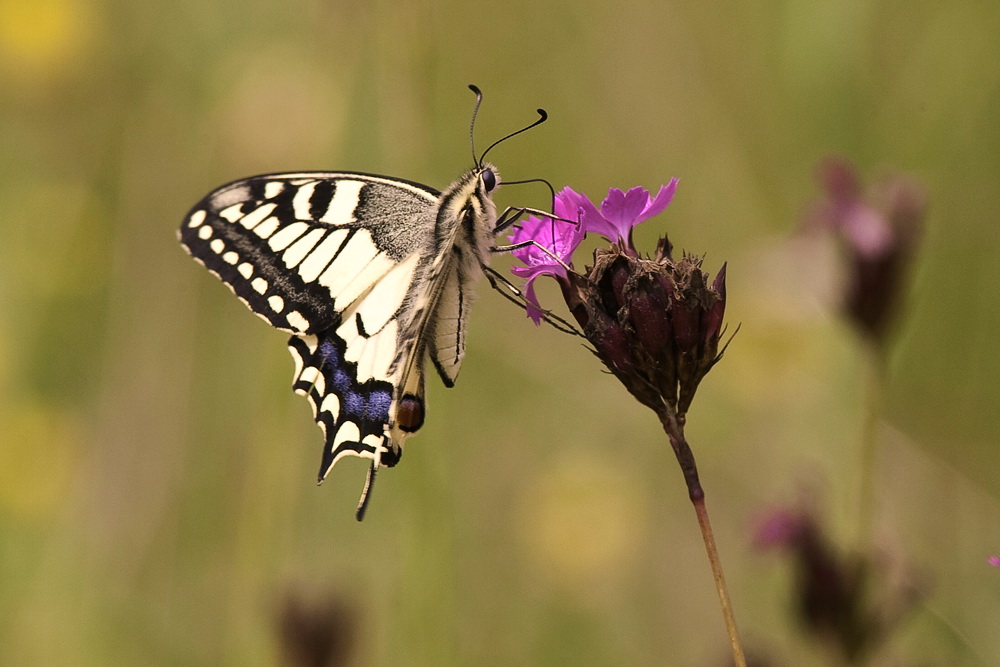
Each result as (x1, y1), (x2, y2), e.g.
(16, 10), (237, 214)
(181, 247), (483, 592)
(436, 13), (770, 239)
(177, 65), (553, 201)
(356, 462), (378, 521)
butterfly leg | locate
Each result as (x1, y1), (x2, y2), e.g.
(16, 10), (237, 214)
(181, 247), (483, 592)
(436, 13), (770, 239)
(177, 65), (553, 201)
(490, 238), (576, 276)
(493, 205), (577, 234)
(481, 265), (583, 336)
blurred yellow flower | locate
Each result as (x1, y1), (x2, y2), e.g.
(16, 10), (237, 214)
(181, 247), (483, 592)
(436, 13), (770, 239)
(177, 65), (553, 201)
(0, 401), (78, 519)
(0, 0), (94, 78)
(518, 454), (646, 591)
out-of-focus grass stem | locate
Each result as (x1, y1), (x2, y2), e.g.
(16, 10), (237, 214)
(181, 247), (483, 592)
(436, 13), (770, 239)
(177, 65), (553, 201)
(856, 340), (888, 548)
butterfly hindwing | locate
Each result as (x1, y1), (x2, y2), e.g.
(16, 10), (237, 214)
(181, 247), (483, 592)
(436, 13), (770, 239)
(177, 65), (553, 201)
(288, 331), (406, 476)
(426, 260), (471, 387)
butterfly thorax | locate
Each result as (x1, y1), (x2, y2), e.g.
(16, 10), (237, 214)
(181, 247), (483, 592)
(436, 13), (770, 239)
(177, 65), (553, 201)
(431, 162), (499, 274)
(386, 164), (499, 448)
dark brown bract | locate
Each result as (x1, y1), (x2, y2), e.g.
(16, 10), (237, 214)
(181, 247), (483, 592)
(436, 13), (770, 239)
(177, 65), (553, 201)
(562, 236), (728, 418)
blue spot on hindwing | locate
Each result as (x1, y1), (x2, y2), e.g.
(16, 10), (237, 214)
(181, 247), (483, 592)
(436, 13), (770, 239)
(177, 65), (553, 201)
(343, 391), (365, 416)
(368, 390), (392, 419)
(332, 369), (352, 393)
(319, 339), (340, 363)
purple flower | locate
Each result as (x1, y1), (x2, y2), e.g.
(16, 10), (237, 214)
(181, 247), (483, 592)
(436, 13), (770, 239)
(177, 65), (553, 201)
(988, 555), (1000, 567)
(278, 590), (355, 667)
(508, 187), (586, 323)
(508, 182), (679, 322)
(806, 157), (925, 342)
(507, 180), (726, 416)
(754, 503), (924, 663)
(753, 508), (811, 549)
(578, 180), (679, 249)
(508, 179), (729, 505)
(812, 159), (895, 258)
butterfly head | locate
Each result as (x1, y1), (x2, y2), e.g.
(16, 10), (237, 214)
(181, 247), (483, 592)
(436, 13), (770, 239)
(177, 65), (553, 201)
(477, 162), (500, 196)
(480, 165), (498, 193)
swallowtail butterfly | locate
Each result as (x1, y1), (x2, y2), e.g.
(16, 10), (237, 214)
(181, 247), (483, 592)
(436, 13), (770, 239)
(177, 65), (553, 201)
(179, 86), (547, 519)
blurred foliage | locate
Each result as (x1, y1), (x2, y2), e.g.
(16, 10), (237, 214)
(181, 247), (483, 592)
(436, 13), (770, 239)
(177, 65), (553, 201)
(3, 0), (1000, 664)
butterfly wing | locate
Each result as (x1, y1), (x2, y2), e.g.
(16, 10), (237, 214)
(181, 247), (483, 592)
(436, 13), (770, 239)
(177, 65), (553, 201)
(181, 166), (499, 518)
(180, 172), (440, 478)
(425, 260), (472, 387)
(179, 172), (439, 334)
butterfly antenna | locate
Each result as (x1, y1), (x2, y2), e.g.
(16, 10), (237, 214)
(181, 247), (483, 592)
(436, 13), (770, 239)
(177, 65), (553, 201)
(355, 462), (378, 521)
(479, 108), (548, 166)
(468, 84), (484, 169)
(501, 177), (563, 250)
(502, 177), (557, 210)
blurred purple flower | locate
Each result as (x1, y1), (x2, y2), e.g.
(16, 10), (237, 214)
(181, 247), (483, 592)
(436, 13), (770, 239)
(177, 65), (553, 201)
(753, 508), (810, 549)
(509, 187), (586, 323)
(806, 157), (926, 342)
(754, 504), (924, 663)
(578, 181), (678, 250)
(988, 555), (1000, 567)
(278, 591), (356, 667)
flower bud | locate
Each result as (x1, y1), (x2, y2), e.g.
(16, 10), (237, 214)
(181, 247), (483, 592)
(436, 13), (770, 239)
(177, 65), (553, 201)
(628, 273), (673, 359)
(570, 239), (727, 417)
(565, 269), (662, 410)
(704, 264), (727, 346)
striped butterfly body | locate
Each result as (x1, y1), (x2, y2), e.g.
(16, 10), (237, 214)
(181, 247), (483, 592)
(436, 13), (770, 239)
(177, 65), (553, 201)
(179, 163), (502, 518)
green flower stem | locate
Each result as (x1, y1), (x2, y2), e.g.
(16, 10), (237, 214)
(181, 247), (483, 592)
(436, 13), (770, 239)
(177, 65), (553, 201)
(658, 407), (747, 667)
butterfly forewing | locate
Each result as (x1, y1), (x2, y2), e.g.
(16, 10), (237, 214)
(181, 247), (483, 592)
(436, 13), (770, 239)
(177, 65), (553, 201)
(180, 166), (499, 511)
(179, 173), (440, 334)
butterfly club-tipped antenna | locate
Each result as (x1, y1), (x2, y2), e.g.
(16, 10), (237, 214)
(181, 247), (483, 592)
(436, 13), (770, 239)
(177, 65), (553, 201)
(468, 84), (485, 168)
(467, 84), (548, 169)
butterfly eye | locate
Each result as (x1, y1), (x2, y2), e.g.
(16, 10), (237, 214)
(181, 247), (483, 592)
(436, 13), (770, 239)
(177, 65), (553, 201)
(481, 169), (497, 193)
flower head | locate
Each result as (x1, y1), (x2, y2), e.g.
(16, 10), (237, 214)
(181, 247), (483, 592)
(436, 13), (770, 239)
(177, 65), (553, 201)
(988, 555), (1000, 568)
(806, 157), (926, 343)
(578, 180), (678, 250)
(509, 181), (724, 418)
(278, 591), (355, 667)
(509, 181), (733, 560)
(753, 508), (812, 549)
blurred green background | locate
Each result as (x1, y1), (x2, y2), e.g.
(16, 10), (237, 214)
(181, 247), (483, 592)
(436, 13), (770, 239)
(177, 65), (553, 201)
(4, 0), (1000, 664)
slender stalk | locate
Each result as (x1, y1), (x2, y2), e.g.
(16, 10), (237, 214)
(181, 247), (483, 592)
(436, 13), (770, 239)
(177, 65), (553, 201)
(856, 341), (888, 547)
(658, 406), (747, 667)
(693, 496), (746, 667)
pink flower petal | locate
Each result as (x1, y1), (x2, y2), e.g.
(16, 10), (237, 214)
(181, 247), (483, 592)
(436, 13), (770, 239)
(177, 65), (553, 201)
(601, 187), (649, 230)
(580, 182), (679, 245)
(640, 179), (679, 222)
